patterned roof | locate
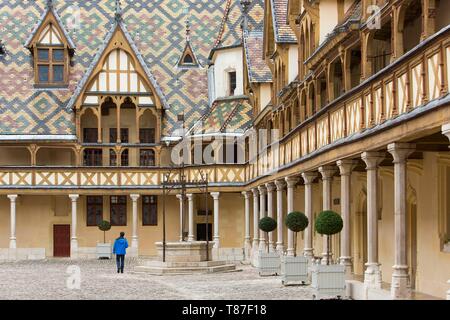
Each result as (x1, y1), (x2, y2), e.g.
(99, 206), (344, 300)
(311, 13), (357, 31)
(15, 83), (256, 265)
(191, 97), (253, 134)
(0, 0), (263, 138)
(243, 30), (272, 83)
(270, 0), (296, 43)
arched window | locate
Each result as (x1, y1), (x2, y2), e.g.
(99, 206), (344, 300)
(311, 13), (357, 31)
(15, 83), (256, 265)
(183, 54), (194, 64)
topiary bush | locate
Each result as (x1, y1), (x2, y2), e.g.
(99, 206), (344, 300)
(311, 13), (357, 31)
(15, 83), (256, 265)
(315, 210), (343, 264)
(98, 220), (111, 243)
(285, 211), (309, 256)
(259, 217), (277, 253)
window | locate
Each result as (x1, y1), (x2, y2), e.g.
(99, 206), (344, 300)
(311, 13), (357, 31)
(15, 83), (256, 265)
(83, 128), (98, 143)
(109, 128), (129, 143)
(83, 149), (102, 166)
(139, 128), (155, 144)
(228, 71), (237, 96)
(142, 195), (157, 226)
(109, 149), (117, 166)
(121, 149), (129, 167)
(183, 54), (194, 64)
(87, 196), (103, 226)
(140, 149), (155, 167)
(110, 196), (127, 226)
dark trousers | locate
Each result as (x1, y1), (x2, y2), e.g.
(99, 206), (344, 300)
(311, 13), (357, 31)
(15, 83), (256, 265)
(116, 254), (125, 272)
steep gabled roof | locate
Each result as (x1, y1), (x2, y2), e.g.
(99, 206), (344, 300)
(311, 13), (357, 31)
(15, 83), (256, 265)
(243, 30), (273, 83)
(270, 0), (297, 43)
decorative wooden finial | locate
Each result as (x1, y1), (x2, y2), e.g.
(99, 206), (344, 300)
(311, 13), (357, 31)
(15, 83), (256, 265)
(115, 0), (122, 22)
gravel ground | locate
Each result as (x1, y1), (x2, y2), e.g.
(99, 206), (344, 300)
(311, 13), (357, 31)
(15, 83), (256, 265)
(0, 259), (315, 300)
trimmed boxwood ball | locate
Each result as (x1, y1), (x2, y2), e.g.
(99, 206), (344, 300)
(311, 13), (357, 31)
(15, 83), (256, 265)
(259, 216), (277, 232)
(98, 220), (111, 231)
(315, 210), (343, 235)
(285, 211), (309, 232)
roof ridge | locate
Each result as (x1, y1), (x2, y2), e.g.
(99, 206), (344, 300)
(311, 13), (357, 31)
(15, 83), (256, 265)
(220, 99), (244, 132)
(213, 0), (233, 48)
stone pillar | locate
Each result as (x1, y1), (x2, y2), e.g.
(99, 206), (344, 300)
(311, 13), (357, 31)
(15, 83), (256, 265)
(242, 191), (252, 260)
(275, 180), (286, 253)
(187, 194), (195, 242)
(258, 185), (267, 252)
(447, 280), (450, 300)
(318, 166), (335, 264)
(285, 176), (299, 256)
(443, 123), (450, 143)
(388, 143), (415, 299)
(301, 172), (317, 259)
(337, 160), (357, 276)
(361, 152), (385, 289)
(251, 188), (259, 262)
(266, 183), (276, 252)
(69, 194), (79, 257)
(176, 194), (184, 242)
(8, 195), (18, 249)
(211, 192), (220, 249)
(130, 194), (140, 252)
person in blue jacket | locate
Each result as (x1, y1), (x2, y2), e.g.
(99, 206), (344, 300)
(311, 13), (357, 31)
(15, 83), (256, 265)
(113, 232), (129, 273)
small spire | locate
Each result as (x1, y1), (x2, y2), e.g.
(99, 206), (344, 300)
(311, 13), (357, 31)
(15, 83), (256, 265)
(240, 0), (251, 31)
(115, 0), (122, 22)
(47, 0), (54, 9)
(185, 15), (191, 42)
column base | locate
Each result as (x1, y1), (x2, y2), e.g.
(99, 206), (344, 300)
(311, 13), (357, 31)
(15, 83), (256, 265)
(321, 252), (332, 265)
(244, 239), (252, 261)
(251, 242), (260, 267)
(286, 248), (295, 256)
(213, 237), (220, 249)
(187, 236), (195, 242)
(258, 239), (267, 252)
(339, 256), (353, 277)
(276, 243), (284, 254)
(364, 263), (382, 289)
(391, 265), (411, 299)
(9, 238), (16, 249)
(268, 241), (275, 253)
(70, 239), (78, 259)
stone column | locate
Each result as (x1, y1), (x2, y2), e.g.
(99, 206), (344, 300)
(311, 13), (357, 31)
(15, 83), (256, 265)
(242, 191), (252, 259)
(251, 188), (259, 259)
(301, 172), (317, 259)
(266, 182), (276, 252)
(176, 194), (184, 242)
(8, 195), (18, 249)
(285, 176), (299, 256)
(69, 194), (79, 257)
(258, 185), (267, 252)
(130, 194), (140, 252)
(318, 166), (336, 264)
(361, 152), (385, 289)
(211, 192), (220, 248)
(337, 160), (357, 276)
(388, 143), (415, 299)
(275, 180), (286, 253)
(187, 194), (194, 242)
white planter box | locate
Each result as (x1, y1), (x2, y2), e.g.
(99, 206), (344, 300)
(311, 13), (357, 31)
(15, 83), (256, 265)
(281, 255), (309, 285)
(96, 243), (112, 259)
(258, 252), (281, 276)
(311, 264), (346, 299)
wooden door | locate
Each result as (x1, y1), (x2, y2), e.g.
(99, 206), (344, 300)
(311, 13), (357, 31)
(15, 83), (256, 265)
(53, 224), (70, 257)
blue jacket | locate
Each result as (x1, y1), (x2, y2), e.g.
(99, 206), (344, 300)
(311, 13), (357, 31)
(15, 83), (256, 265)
(113, 237), (129, 255)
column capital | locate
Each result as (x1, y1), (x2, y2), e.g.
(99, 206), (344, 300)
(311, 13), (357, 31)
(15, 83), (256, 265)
(442, 123), (450, 143)
(241, 190), (251, 199)
(258, 185), (267, 195)
(337, 159), (358, 176)
(251, 187), (259, 196)
(361, 151), (385, 170)
(68, 194), (79, 201)
(285, 176), (300, 187)
(318, 166), (336, 180)
(301, 171), (318, 185)
(130, 194), (140, 201)
(186, 193), (194, 200)
(275, 179), (286, 190)
(7, 194), (18, 201)
(210, 192), (220, 200)
(176, 194), (184, 200)
(387, 143), (416, 163)
(265, 182), (276, 192)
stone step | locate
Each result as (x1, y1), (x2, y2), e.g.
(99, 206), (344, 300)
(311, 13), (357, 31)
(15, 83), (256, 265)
(133, 264), (237, 275)
(139, 260), (228, 268)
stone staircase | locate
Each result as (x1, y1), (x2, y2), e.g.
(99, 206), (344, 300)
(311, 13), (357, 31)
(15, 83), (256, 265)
(133, 259), (237, 275)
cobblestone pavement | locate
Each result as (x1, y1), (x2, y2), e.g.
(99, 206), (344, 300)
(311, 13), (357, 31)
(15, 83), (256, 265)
(0, 259), (314, 300)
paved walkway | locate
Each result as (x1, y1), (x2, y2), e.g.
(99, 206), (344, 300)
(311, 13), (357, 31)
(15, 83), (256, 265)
(0, 259), (314, 300)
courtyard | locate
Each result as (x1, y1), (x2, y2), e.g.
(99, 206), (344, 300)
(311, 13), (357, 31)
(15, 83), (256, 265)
(0, 259), (314, 300)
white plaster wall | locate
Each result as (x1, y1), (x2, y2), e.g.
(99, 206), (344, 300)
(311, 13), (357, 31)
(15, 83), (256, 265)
(319, 0), (339, 45)
(288, 45), (299, 83)
(260, 83), (272, 109)
(212, 47), (244, 99)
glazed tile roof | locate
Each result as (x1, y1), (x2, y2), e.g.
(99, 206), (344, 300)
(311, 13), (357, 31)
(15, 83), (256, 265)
(243, 30), (272, 83)
(0, 0), (263, 138)
(270, 0), (297, 43)
(191, 97), (253, 134)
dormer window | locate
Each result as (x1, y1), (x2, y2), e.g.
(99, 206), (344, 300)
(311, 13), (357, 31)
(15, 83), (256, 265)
(183, 54), (194, 64)
(228, 71), (237, 96)
(25, 5), (75, 88)
(0, 41), (5, 56)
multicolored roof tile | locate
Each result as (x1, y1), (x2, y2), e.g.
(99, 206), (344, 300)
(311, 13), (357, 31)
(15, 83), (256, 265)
(243, 30), (272, 83)
(0, 0), (263, 138)
(270, 0), (297, 43)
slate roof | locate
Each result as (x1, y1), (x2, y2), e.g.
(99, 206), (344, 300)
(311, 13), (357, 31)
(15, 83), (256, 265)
(270, 0), (297, 43)
(243, 30), (272, 83)
(0, 0), (263, 138)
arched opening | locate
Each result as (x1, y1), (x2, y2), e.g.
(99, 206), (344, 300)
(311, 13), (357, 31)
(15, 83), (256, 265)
(308, 83), (316, 116)
(80, 108), (98, 143)
(353, 190), (368, 276)
(400, 0), (422, 53)
(293, 99), (300, 127)
(318, 73), (328, 108)
(0, 147), (31, 166)
(120, 148), (129, 167)
(279, 112), (284, 137)
(139, 108), (157, 144)
(349, 46), (362, 89)
(436, 0), (450, 31)
(36, 147), (76, 166)
(139, 149), (155, 167)
(285, 107), (291, 135)
(101, 97), (117, 143)
(330, 58), (344, 100)
(267, 119), (273, 144)
(300, 89), (307, 121)
(368, 20), (392, 75)
(118, 97), (135, 144)
(183, 54), (194, 64)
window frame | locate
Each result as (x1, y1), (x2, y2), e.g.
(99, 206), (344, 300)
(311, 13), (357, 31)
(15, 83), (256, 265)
(142, 195), (158, 226)
(140, 149), (155, 167)
(34, 44), (68, 87)
(86, 196), (103, 227)
(110, 196), (127, 226)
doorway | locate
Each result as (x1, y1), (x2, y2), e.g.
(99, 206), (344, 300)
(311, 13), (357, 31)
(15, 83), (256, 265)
(53, 224), (70, 257)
